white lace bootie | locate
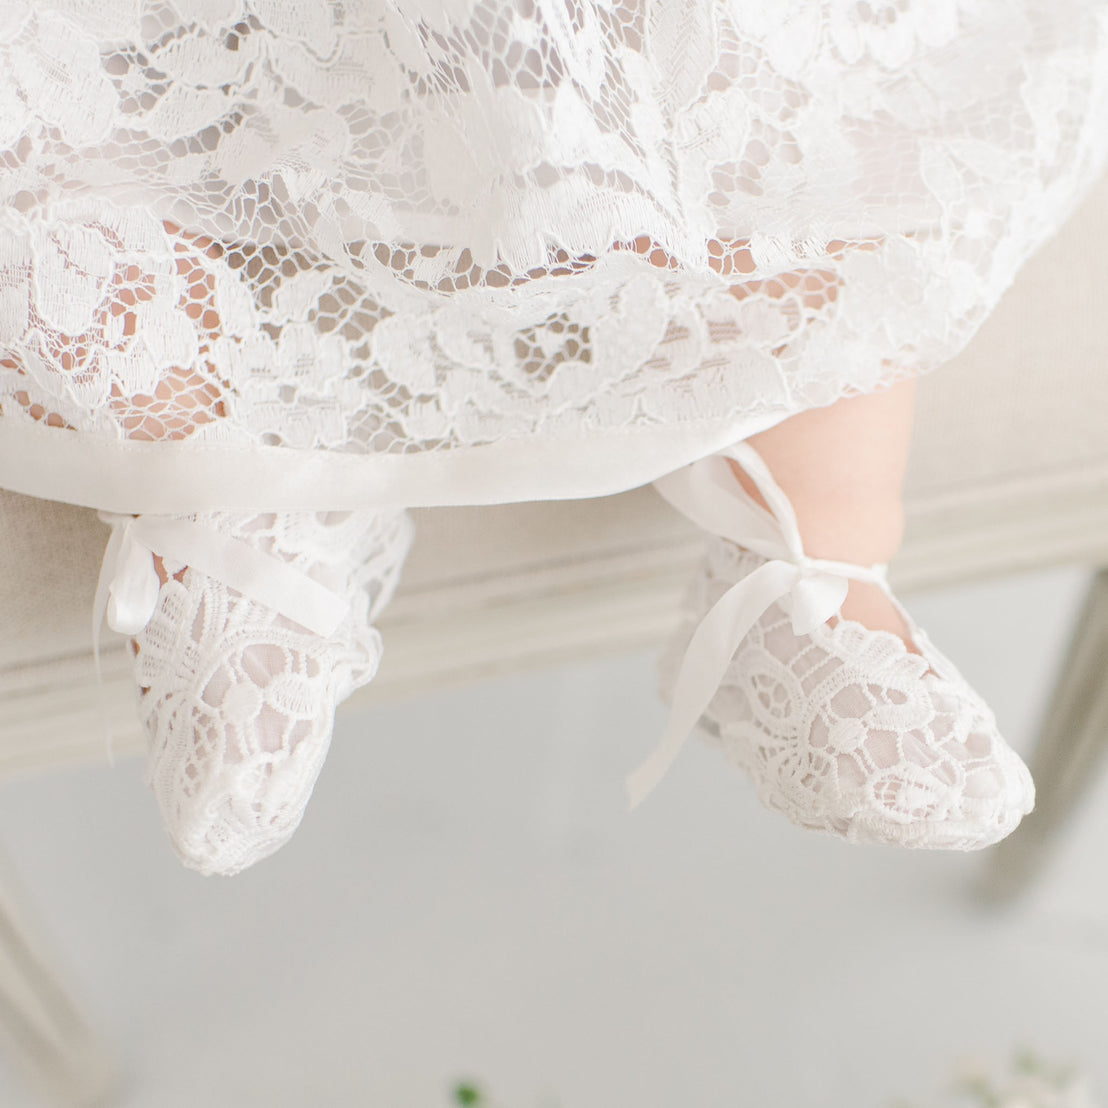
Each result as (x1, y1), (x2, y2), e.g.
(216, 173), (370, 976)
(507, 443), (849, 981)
(96, 508), (413, 875)
(627, 442), (1035, 850)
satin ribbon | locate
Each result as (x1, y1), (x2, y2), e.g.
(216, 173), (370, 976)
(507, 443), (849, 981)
(91, 513), (352, 706)
(626, 441), (888, 809)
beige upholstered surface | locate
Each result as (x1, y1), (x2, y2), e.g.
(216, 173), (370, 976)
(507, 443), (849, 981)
(1, 172), (1106, 678)
(0, 493), (110, 670)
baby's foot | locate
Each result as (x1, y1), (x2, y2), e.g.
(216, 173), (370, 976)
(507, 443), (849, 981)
(666, 539), (1034, 847)
(123, 508), (413, 875)
(636, 442), (1034, 848)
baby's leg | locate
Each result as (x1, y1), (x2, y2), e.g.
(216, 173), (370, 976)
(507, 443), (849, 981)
(730, 378), (919, 651)
(7, 219), (411, 874)
(654, 370), (1035, 846)
(621, 234), (918, 649)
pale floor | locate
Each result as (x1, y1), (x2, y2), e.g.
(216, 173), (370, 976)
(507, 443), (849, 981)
(0, 565), (1103, 1107)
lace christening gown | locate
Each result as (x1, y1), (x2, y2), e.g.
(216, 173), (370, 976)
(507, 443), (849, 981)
(1, 0), (1107, 513)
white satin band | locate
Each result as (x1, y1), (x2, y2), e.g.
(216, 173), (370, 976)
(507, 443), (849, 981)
(92, 514), (351, 659)
(626, 442), (888, 810)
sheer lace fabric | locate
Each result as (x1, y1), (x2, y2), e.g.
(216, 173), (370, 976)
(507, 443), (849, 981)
(134, 507), (413, 874)
(661, 539), (1035, 848)
(1, 1), (1107, 509)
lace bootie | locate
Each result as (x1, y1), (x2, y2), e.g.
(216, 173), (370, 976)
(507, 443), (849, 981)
(628, 443), (1035, 850)
(96, 508), (413, 875)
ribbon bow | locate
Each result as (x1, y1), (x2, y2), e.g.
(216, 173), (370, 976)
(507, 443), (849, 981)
(92, 513), (351, 671)
(625, 442), (887, 809)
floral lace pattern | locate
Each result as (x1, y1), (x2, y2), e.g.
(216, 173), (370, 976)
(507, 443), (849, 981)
(0, 0), (1106, 488)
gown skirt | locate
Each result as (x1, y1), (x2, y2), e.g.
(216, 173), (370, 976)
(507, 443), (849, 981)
(1, 0), (1106, 512)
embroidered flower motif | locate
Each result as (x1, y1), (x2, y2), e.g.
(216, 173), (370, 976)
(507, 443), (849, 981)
(0, 64), (29, 149)
(8, 12), (117, 145)
(827, 0), (962, 69)
(723, 2), (821, 79)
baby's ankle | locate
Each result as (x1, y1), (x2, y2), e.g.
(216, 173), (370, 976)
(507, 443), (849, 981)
(725, 456), (917, 653)
(727, 457), (905, 567)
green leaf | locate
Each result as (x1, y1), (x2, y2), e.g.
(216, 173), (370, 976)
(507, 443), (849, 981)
(453, 1082), (483, 1106)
